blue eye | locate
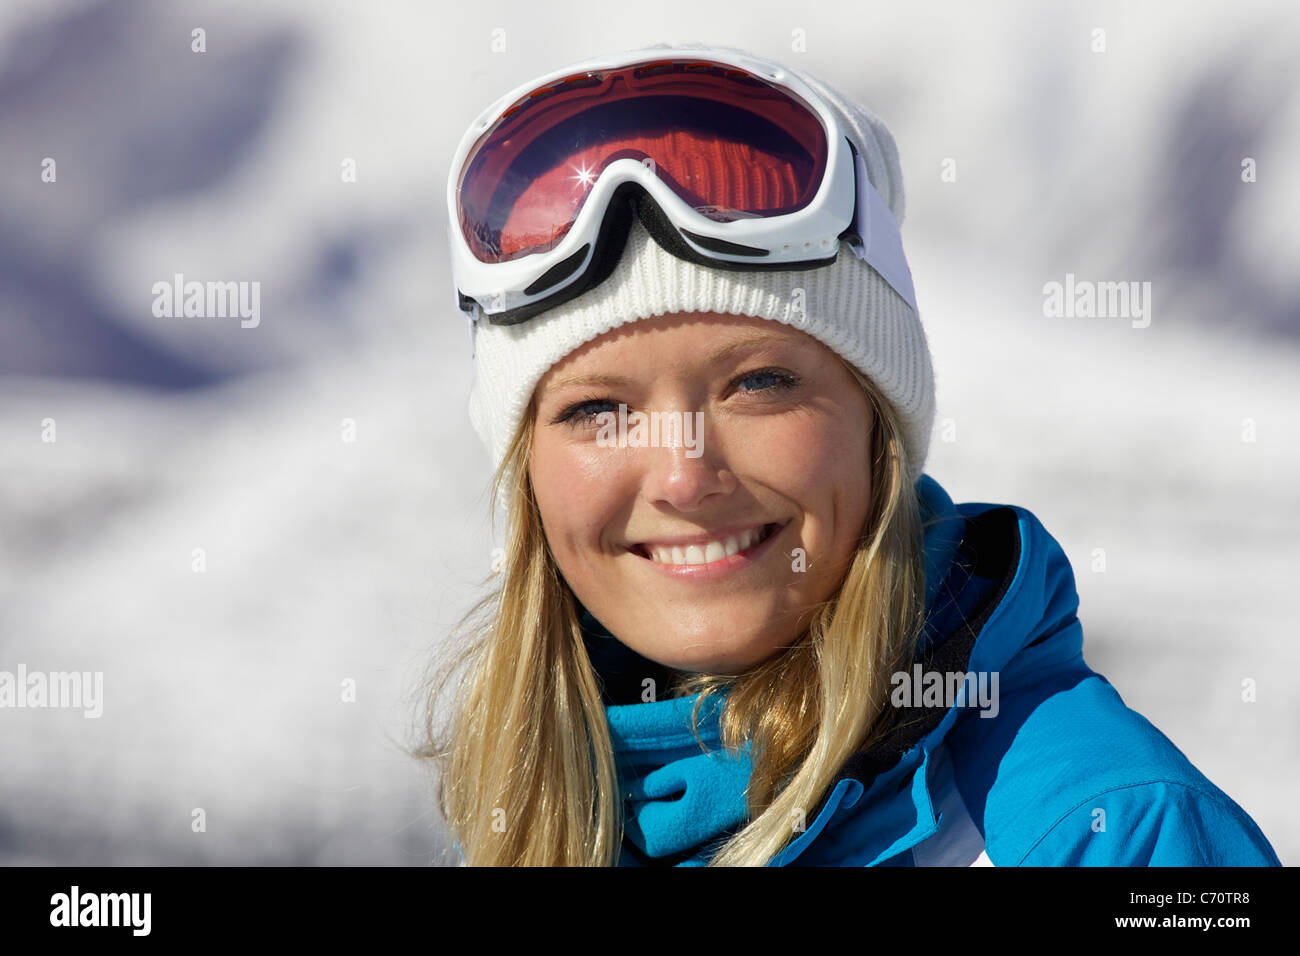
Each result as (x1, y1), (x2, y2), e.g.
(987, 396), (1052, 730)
(735, 368), (800, 393)
(554, 397), (616, 427)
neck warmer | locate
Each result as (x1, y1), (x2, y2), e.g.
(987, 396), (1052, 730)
(579, 473), (969, 865)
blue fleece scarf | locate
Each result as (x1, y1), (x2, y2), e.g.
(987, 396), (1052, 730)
(580, 473), (968, 866)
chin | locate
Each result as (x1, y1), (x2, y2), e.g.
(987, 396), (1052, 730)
(654, 628), (787, 676)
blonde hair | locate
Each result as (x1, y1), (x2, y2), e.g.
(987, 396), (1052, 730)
(418, 358), (928, 866)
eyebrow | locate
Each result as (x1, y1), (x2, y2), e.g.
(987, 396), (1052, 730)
(542, 372), (631, 393)
(704, 330), (793, 366)
(541, 330), (794, 395)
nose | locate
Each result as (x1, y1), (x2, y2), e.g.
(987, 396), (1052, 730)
(638, 413), (736, 512)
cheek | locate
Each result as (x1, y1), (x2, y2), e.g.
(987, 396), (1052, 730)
(760, 413), (872, 591)
(734, 410), (869, 510)
(528, 433), (631, 558)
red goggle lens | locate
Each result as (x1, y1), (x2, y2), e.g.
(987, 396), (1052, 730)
(456, 59), (829, 263)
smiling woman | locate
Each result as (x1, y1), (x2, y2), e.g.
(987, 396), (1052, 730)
(419, 42), (1281, 868)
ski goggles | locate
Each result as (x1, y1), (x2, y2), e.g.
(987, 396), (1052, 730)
(447, 47), (917, 328)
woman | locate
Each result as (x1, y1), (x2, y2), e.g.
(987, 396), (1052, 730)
(422, 42), (1281, 867)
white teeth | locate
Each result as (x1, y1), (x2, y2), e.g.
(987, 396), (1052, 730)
(643, 525), (770, 566)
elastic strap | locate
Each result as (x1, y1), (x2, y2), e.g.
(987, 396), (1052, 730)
(848, 149), (918, 312)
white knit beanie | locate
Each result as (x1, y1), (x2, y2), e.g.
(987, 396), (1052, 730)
(463, 43), (936, 511)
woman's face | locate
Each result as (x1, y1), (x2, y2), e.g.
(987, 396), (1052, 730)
(528, 311), (874, 675)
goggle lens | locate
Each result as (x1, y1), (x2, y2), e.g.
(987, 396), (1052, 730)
(457, 59), (829, 264)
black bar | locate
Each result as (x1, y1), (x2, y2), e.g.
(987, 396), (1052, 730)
(1, 865), (1291, 942)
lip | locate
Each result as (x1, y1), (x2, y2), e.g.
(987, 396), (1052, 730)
(628, 521), (789, 582)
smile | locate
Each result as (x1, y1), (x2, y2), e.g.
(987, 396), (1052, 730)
(630, 522), (783, 567)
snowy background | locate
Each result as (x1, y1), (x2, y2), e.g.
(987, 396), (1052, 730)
(0, 0), (1296, 865)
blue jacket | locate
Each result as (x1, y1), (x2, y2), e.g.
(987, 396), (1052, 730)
(580, 473), (1282, 866)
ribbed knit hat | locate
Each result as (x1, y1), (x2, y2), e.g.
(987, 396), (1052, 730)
(462, 42), (936, 511)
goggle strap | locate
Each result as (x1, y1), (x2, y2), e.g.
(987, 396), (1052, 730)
(465, 300), (480, 360)
(849, 150), (918, 312)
